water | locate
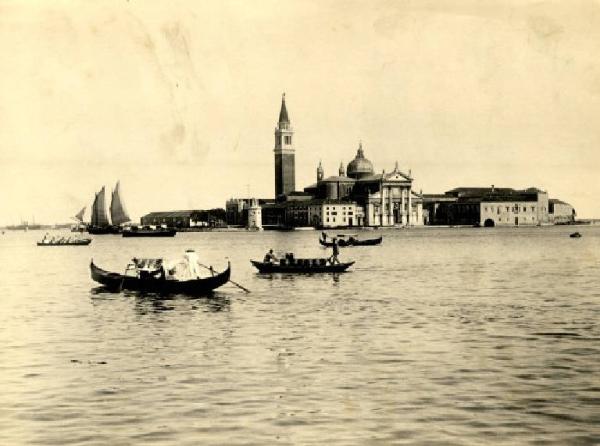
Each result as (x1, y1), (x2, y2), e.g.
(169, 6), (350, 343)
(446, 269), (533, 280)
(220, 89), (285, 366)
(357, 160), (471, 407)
(1, 226), (600, 445)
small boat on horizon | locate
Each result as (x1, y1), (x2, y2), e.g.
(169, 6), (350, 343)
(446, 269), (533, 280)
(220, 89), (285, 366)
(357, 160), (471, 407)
(122, 226), (176, 238)
(38, 237), (92, 246)
(319, 233), (382, 247)
(570, 232), (582, 238)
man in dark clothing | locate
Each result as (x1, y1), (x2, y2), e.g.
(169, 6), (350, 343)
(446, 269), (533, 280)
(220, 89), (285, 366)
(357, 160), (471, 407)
(264, 249), (278, 263)
(330, 238), (340, 264)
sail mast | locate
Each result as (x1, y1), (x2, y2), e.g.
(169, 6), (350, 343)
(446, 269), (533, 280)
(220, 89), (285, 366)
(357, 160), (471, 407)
(110, 181), (131, 226)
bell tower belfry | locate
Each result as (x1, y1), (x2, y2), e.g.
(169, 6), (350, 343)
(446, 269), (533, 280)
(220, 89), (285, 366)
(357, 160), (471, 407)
(274, 93), (295, 197)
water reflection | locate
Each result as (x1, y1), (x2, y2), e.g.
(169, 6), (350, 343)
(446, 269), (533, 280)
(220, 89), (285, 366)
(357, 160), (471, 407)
(90, 288), (231, 313)
(254, 272), (344, 284)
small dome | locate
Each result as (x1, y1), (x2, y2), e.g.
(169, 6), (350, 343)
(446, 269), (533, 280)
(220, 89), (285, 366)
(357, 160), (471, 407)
(346, 142), (374, 179)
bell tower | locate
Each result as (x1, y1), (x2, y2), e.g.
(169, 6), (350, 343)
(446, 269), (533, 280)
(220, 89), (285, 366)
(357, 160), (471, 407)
(274, 93), (295, 197)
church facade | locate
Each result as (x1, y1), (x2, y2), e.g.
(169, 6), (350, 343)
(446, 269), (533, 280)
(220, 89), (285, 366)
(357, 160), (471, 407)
(226, 95), (424, 229)
(302, 143), (423, 227)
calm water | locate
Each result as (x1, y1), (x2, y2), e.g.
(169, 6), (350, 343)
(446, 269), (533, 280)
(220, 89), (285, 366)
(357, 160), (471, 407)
(1, 226), (600, 445)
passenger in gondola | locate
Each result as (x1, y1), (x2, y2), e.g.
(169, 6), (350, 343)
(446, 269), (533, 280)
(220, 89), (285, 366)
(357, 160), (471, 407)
(329, 238), (340, 265)
(322, 231), (327, 241)
(264, 249), (278, 264)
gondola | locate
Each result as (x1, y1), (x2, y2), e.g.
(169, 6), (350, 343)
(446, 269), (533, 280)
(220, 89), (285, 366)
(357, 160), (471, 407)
(250, 259), (354, 273)
(570, 232), (582, 238)
(90, 260), (231, 295)
(37, 238), (92, 246)
(319, 235), (382, 247)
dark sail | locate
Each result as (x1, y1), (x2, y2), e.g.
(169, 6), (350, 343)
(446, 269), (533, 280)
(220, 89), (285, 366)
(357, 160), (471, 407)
(91, 186), (110, 227)
(73, 206), (86, 222)
(110, 181), (130, 226)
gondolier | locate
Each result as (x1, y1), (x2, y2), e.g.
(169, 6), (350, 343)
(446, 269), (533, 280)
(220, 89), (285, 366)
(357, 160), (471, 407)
(330, 238), (340, 265)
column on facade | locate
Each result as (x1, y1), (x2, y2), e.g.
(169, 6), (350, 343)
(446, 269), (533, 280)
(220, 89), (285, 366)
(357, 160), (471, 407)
(380, 184), (385, 227)
(388, 186), (393, 225)
(401, 188), (406, 225)
(407, 187), (412, 226)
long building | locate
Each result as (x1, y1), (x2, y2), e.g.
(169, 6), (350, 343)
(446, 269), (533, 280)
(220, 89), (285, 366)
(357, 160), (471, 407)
(423, 187), (575, 226)
(141, 209), (226, 228)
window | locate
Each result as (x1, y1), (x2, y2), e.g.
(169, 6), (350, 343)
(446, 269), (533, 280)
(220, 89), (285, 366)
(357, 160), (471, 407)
(348, 212), (353, 216)
(284, 135), (291, 144)
(497, 207), (500, 215)
(506, 206), (510, 212)
(484, 207), (488, 212)
(326, 218), (329, 222)
(531, 206), (535, 212)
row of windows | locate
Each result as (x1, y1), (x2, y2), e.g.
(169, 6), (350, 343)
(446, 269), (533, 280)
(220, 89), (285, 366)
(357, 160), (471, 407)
(484, 205), (537, 213)
(325, 217), (350, 223)
(496, 216), (537, 222)
(326, 211), (354, 216)
(326, 206), (353, 211)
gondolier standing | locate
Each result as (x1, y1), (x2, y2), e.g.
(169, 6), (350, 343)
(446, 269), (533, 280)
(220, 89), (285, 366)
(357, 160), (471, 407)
(329, 238), (340, 265)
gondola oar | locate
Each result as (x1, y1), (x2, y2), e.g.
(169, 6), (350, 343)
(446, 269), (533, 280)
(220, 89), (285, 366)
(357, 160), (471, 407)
(197, 261), (250, 294)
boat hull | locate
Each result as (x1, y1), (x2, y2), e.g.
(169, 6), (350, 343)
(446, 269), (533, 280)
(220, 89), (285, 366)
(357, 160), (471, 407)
(122, 229), (176, 237)
(250, 260), (354, 273)
(88, 226), (120, 235)
(319, 236), (382, 247)
(37, 239), (92, 246)
(90, 261), (231, 295)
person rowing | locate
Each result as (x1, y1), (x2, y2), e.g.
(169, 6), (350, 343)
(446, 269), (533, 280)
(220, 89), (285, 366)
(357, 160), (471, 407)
(264, 249), (278, 264)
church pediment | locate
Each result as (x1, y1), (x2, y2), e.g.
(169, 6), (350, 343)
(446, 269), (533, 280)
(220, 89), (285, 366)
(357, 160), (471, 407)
(383, 172), (411, 183)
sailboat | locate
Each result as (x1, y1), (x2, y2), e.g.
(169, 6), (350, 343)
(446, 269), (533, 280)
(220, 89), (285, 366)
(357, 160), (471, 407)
(71, 206), (87, 232)
(87, 182), (131, 234)
(110, 181), (131, 227)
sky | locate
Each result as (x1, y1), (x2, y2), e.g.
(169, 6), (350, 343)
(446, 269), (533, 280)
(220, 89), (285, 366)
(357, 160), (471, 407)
(1, 0), (599, 225)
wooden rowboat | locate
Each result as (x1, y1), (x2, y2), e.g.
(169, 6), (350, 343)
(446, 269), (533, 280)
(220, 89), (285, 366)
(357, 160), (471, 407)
(251, 259), (354, 273)
(90, 260), (231, 295)
(37, 239), (92, 246)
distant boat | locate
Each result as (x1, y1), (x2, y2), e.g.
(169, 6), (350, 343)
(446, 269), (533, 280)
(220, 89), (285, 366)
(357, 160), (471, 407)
(37, 238), (92, 246)
(122, 226), (176, 237)
(87, 181), (131, 234)
(71, 206), (87, 232)
(570, 232), (582, 238)
(251, 257), (354, 273)
(319, 234), (382, 247)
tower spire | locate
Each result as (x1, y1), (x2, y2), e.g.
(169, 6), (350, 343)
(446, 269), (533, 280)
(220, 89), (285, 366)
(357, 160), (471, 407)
(278, 92), (290, 125)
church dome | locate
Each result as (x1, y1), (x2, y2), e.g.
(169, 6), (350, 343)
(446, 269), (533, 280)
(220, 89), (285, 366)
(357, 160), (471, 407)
(346, 142), (374, 179)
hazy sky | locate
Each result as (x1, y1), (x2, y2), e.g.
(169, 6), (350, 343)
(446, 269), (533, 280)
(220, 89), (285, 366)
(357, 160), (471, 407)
(1, 0), (599, 225)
